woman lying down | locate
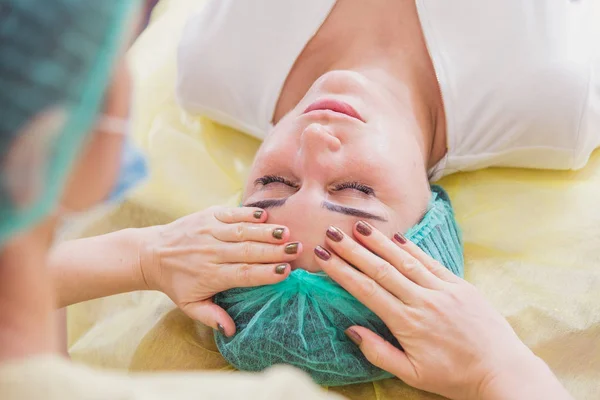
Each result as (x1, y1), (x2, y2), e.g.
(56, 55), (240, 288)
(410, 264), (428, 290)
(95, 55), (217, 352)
(25, 0), (600, 398)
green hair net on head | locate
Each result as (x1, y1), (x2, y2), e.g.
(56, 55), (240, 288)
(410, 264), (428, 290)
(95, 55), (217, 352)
(214, 185), (463, 386)
(0, 0), (140, 246)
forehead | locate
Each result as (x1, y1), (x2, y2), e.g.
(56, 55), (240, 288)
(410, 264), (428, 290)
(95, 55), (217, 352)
(266, 202), (394, 272)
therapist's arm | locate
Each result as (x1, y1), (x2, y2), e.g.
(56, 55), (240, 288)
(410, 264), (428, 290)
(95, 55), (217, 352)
(48, 207), (299, 334)
(49, 228), (149, 308)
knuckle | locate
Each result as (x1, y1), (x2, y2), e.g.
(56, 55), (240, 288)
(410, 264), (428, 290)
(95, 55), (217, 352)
(221, 208), (234, 221)
(234, 223), (246, 241)
(259, 245), (271, 259)
(198, 225), (212, 236)
(400, 308), (423, 333)
(241, 242), (254, 259)
(430, 260), (448, 276)
(235, 264), (253, 283)
(202, 245), (218, 258)
(357, 278), (379, 299)
(446, 287), (464, 306)
(373, 261), (393, 282)
(421, 293), (439, 310)
(430, 260), (444, 271)
(364, 346), (384, 368)
(208, 206), (222, 217)
(402, 259), (421, 275)
(206, 206), (220, 214)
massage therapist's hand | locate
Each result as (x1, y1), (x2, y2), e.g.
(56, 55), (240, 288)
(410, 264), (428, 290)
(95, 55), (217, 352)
(140, 207), (301, 336)
(314, 223), (572, 400)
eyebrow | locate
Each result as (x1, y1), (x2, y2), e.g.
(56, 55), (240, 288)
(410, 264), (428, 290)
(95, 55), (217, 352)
(244, 199), (388, 222)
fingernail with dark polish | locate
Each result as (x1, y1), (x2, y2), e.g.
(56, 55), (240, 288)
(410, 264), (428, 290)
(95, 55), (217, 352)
(314, 246), (331, 261)
(345, 329), (362, 346)
(272, 227), (285, 240)
(217, 323), (226, 336)
(253, 210), (264, 219)
(394, 233), (407, 244)
(326, 226), (344, 242)
(284, 242), (300, 254)
(356, 221), (372, 236)
(275, 264), (288, 275)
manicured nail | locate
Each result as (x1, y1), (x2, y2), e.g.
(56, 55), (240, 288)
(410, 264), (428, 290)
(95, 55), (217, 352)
(217, 323), (226, 336)
(345, 329), (362, 346)
(275, 264), (288, 275)
(394, 233), (407, 244)
(314, 246), (331, 261)
(272, 227), (285, 240)
(326, 226), (344, 242)
(253, 210), (264, 219)
(356, 221), (372, 236)
(284, 242), (300, 254)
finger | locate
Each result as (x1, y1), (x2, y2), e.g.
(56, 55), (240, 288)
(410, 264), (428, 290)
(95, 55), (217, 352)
(213, 207), (267, 224)
(218, 242), (302, 263)
(324, 226), (423, 303)
(222, 262), (291, 289)
(351, 222), (443, 290)
(212, 222), (289, 244)
(346, 326), (417, 385)
(181, 299), (236, 337)
(314, 245), (406, 323)
(392, 232), (459, 283)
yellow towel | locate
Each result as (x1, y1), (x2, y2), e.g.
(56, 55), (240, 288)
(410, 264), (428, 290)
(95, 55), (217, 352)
(67, 1), (600, 399)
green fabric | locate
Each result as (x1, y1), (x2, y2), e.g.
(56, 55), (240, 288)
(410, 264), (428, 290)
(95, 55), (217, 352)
(215, 185), (463, 386)
(0, 0), (140, 246)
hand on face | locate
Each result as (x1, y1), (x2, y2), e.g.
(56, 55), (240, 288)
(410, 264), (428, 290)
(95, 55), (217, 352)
(313, 222), (536, 400)
(243, 70), (431, 271)
(139, 207), (301, 336)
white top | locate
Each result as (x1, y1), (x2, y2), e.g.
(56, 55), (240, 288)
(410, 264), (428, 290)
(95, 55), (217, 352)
(177, 0), (600, 180)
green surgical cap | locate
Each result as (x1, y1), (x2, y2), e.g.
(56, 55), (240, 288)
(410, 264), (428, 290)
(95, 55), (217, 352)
(214, 185), (463, 386)
(0, 0), (140, 246)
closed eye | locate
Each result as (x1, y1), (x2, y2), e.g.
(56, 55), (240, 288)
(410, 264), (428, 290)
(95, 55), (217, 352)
(332, 181), (375, 196)
(255, 175), (299, 188)
(255, 176), (374, 196)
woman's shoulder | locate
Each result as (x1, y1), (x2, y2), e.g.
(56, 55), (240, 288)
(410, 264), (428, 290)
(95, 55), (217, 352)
(419, 0), (600, 175)
(176, 0), (336, 139)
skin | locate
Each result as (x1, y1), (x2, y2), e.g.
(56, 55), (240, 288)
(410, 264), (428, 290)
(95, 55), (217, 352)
(244, 69), (432, 272)
(312, 222), (573, 400)
(242, 0), (447, 272)
(0, 1), (572, 399)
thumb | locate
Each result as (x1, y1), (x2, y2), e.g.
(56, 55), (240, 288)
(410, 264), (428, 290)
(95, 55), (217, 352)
(346, 326), (417, 384)
(181, 299), (236, 337)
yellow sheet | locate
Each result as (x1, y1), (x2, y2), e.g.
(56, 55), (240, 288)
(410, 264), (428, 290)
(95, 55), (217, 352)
(67, 1), (600, 399)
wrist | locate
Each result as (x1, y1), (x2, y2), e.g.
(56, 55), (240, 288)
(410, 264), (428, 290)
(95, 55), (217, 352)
(477, 350), (571, 400)
(135, 225), (163, 291)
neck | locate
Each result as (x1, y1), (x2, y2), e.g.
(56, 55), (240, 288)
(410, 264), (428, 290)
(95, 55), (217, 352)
(0, 218), (59, 362)
(274, 0), (447, 169)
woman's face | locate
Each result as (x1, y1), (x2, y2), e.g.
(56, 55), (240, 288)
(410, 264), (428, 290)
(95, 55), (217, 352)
(243, 70), (431, 272)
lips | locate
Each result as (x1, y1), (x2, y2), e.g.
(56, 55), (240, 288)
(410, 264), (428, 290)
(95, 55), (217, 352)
(303, 99), (364, 122)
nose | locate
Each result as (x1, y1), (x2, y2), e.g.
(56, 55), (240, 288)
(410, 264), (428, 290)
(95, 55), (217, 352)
(298, 123), (341, 170)
(301, 123), (341, 152)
